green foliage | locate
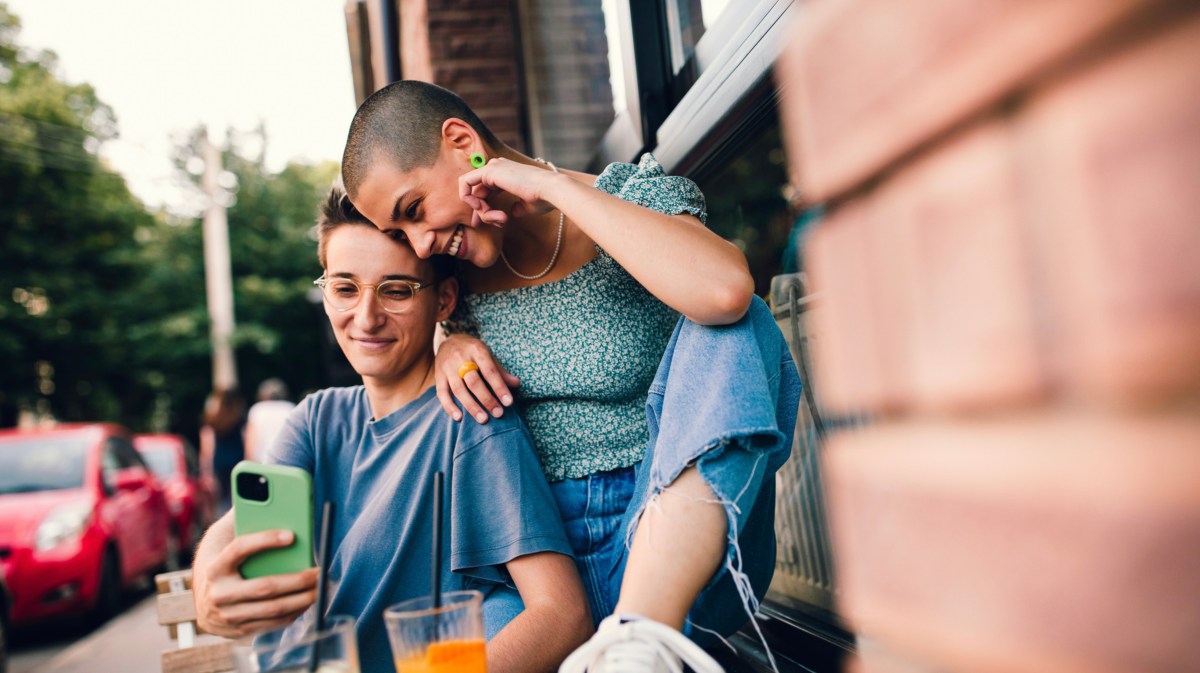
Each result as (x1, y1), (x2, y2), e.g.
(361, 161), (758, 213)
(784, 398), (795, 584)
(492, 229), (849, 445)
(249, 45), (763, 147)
(0, 3), (342, 435)
(0, 2), (149, 427)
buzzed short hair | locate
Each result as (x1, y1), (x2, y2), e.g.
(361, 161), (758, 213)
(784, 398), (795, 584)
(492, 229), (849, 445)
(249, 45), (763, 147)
(341, 80), (500, 199)
(316, 182), (455, 282)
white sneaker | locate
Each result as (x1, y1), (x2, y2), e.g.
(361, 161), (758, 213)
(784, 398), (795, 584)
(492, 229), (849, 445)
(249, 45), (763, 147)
(559, 615), (725, 673)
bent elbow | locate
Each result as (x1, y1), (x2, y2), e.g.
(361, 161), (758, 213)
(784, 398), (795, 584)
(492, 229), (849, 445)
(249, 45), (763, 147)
(722, 280), (755, 322)
(694, 277), (754, 326)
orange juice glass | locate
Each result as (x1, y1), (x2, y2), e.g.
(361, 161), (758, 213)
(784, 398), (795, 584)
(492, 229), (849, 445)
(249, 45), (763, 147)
(385, 590), (486, 673)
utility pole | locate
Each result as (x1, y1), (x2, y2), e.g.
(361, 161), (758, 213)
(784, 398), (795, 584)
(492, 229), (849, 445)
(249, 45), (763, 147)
(200, 128), (238, 390)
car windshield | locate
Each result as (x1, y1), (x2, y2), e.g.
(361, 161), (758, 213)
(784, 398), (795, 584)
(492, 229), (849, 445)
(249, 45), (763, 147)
(139, 448), (177, 480)
(0, 435), (89, 495)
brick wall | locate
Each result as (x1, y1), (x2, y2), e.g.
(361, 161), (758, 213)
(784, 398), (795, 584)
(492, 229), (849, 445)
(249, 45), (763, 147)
(400, 0), (527, 152)
(518, 0), (615, 169)
(777, 2), (1200, 672)
(391, 0), (615, 164)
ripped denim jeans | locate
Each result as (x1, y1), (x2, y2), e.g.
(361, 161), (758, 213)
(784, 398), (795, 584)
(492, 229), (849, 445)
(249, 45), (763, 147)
(550, 295), (801, 645)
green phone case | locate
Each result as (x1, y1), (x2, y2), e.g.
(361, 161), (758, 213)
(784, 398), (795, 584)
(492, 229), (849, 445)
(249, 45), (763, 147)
(232, 461), (315, 579)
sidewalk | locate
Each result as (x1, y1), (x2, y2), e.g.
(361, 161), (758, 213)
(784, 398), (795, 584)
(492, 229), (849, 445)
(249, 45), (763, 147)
(31, 594), (223, 673)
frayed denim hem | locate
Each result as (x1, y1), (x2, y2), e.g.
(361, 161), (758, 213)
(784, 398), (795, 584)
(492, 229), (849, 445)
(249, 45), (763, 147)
(617, 436), (782, 670)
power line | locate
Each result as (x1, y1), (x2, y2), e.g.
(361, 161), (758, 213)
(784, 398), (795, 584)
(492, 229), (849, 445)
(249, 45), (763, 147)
(0, 110), (167, 156)
(0, 133), (96, 163)
(0, 146), (96, 173)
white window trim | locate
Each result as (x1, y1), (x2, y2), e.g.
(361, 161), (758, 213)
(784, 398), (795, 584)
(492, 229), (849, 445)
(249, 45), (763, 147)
(653, 0), (798, 172)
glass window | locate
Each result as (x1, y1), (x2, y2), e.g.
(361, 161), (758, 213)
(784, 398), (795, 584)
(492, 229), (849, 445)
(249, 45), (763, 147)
(0, 435), (89, 494)
(108, 437), (147, 471)
(665, 0), (733, 74)
(140, 449), (178, 480)
(183, 441), (200, 478)
(102, 446), (120, 472)
(692, 115), (796, 297)
(601, 0), (628, 115)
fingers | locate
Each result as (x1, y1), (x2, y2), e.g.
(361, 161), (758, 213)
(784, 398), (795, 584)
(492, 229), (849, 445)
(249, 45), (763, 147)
(435, 335), (516, 424)
(208, 568), (319, 608)
(479, 361), (516, 408)
(434, 368), (462, 421)
(459, 168), (494, 216)
(230, 614), (311, 638)
(463, 370), (503, 418)
(212, 529), (296, 577)
(198, 567), (318, 638)
(462, 192), (508, 227)
(213, 582), (317, 626)
(480, 208), (508, 226)
(459, 160), (539, 227)
(203, 593), (317, 638)
(446, 370), (490, 424)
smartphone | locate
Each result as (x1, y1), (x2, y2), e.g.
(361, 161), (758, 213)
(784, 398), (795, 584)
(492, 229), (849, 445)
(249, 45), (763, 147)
(231, 461), (315, 579)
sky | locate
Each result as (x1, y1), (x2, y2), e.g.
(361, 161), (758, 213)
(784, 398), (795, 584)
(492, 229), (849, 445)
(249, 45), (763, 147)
(6, 0), (356, 212)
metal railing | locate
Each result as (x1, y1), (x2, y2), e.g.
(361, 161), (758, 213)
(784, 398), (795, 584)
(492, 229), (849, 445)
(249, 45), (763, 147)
(767, 272), (853, 612)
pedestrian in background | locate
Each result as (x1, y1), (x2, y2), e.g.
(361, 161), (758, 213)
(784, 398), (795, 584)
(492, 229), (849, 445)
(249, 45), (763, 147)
(199, 387), (246, 514)
(244, 377), (295, 463)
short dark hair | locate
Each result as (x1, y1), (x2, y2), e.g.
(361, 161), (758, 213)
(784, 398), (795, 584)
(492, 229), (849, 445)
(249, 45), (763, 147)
(341, 80), (500, 198)
(316, 183), (455, 282)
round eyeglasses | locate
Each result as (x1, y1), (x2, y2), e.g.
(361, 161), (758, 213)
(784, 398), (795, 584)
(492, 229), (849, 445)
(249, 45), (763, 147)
(314, 275), (432, 314)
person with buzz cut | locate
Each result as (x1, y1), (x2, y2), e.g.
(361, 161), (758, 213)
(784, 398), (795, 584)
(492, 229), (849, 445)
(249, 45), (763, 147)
(341, 80), (799, 673)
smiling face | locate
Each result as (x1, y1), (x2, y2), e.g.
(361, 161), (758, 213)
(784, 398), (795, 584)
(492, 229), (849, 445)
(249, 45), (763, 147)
(349, 123), (504, 270)
(321, 225), (457, 386)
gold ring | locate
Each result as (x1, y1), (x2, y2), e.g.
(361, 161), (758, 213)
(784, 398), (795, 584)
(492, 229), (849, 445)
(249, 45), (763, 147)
(458, 362), (480, 379)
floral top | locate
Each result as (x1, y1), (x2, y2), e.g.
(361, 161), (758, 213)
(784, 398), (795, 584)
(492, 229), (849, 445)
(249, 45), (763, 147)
(450, 154), (707, 481)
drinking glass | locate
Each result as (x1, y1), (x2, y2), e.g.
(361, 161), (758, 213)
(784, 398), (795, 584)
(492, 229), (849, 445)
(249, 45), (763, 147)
(384, 590), (486, 673)
(230, 614), (359, 673)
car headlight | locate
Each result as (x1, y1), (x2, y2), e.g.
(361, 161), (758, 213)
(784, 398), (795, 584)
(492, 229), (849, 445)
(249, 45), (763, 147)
(35, 499), (94, 552)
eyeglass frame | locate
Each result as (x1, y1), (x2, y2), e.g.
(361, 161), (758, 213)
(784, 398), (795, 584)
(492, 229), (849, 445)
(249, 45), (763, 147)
(313, 274), (434, 314)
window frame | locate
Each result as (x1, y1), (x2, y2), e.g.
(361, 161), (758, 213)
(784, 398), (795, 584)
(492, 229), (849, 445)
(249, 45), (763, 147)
(652, 0), (797, 173)
(591, 0), (673, 170)
(591, 0), (798, 171)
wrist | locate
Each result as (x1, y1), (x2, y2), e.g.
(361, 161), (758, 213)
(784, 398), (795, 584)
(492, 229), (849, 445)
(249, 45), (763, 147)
(541, 169), (576, 208)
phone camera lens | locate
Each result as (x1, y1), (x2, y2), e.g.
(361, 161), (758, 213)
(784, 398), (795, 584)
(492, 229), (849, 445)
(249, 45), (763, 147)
(236, 471), (271, 502)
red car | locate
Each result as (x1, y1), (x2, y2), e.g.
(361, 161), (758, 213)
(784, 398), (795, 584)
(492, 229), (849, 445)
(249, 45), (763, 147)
(134, 433), (215, 561)
(0, 424), (172, 625)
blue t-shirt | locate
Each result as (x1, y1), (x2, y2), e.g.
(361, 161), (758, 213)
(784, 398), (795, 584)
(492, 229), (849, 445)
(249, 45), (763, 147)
(268, 385), (571, 673)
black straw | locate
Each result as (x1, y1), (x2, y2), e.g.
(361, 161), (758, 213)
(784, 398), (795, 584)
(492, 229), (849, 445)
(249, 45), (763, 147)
(431, 471), (444, 609)
(310, 501), (335, 673)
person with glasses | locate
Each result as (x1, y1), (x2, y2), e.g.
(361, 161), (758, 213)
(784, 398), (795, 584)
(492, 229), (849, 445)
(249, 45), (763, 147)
(189, 185), (593, 673)
(340, 81), (799, 673)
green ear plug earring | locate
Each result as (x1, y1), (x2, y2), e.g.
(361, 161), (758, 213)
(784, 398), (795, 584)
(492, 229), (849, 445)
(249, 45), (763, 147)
(469, 153), (487, 168)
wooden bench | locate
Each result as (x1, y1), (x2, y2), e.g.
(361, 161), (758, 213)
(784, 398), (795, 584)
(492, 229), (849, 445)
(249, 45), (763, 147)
(155, 570), (234, 673)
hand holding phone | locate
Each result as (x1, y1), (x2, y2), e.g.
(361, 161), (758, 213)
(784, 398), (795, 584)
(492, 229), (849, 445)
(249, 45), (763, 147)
(232, 461), (315, 578)
(192, 522), (319, 638)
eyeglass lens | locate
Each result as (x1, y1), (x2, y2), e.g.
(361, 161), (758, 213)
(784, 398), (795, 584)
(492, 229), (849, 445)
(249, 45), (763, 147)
(324, 279), (418, 312)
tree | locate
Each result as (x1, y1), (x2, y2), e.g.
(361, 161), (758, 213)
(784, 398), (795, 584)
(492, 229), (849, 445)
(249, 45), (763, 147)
(144, 125), (344, 441)
(0, 2), (155, 427)
(0, 3), (345, 434)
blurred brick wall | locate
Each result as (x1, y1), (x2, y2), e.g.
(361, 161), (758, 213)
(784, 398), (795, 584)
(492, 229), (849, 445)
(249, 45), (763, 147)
(518, 0), (615, 169)
(402, 0), (527, 151)
(777, 2), (1200, 672)
(393, 0), (615, 165)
